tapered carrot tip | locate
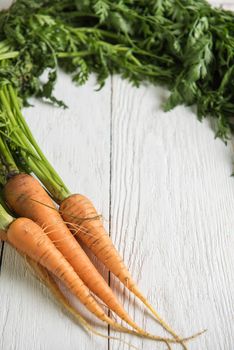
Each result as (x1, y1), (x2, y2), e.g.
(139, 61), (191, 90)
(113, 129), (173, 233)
(60, 194), (187, 345)
(5, 216), (202, 347)
(26, 257), (139, 349)
(25, 258), (193, 350)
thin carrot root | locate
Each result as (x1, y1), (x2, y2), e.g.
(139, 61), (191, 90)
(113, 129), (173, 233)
(26, 257), (140, 350)
(165, 341), (172, 350)
(32, 251), (207, 346)
(132, 285), (185, 340)
(59, 196), (183, 339)
(26, 256), (195, 349)
(134, 328), (206, 343)
(26, 256), (90, 332)
(65, 219), (185, 339)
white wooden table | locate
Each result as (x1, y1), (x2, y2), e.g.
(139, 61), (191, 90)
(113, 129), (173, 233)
(1, 1), (234, 349)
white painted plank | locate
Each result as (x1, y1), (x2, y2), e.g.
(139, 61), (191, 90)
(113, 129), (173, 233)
(0, 72), (111, 350)
(0, 0), (12, 9)
(212, 2), (234, 9)
(109, 77), (234, 350)
(1, 1), (234, 350)
(211, 0), (234, 12)
(212, 0), (234, 5)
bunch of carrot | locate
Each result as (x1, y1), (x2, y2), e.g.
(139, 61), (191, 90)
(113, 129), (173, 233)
(0, 1), (207, 347)
(0, 82), (204, 349)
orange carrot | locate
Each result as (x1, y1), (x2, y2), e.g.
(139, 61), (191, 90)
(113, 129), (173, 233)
(60, 193), (182, 340)
(4, 216), (127, 330)
(3, 173), (159, 337)
(3, 221), (206, 348)
(2, 210), (188, 348)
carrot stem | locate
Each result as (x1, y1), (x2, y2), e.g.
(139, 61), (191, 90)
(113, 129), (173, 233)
(0, 90), (40, 161)
(0, 52), (19, 60)
(27, 157), (70, 202)
(57, 51), (90, 58)
(0, 134), (19, 178)
(8, 85), (70, 197)
(0, 203), (13, 230)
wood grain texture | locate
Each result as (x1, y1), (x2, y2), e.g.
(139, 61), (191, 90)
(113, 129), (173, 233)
(1, 1), (234, 350)
(109, 77), (234, 350)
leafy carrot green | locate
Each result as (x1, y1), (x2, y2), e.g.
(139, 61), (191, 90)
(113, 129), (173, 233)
(0, 0), (233, 140)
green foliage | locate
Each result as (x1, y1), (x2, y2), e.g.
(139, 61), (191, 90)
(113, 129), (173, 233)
(0, 0), (233, 142)
(93, 0), (110, 23)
